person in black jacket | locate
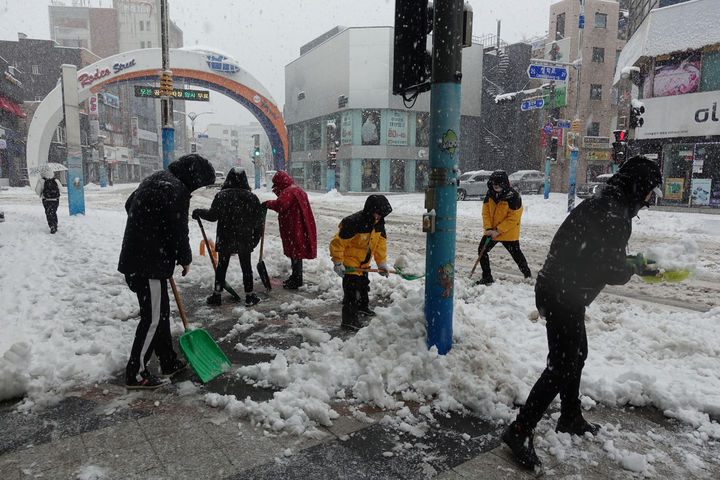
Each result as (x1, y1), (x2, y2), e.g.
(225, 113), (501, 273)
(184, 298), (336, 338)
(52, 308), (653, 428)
(192, 168), (263, 307)
(118, 154), (215, 390)
(502, 156), (664, 469)
(35, 166), (62, 234)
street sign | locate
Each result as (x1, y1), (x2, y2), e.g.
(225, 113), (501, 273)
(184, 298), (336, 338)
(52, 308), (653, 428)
(542, 123), (553, 133)
(134, 86), (210, 101)
(521, 98), (545, 111)
(527, 64), (568, 82)
(557, 120), (572, 129)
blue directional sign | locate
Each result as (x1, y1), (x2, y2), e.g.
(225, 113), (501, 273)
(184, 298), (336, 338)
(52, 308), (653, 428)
(527, 64), (569, 82)
(557, 120), (572, 129)
(521, 98), (545, 111)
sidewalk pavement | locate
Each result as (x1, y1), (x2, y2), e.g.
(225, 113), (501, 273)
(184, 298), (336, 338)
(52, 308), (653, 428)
(1, 278), (718, 479)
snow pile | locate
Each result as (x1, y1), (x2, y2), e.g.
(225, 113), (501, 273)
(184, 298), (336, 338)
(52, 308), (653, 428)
(643, 238), (698, 272)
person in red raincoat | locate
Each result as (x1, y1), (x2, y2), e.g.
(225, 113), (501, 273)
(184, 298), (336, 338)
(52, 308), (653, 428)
(263, 171), (317, 289)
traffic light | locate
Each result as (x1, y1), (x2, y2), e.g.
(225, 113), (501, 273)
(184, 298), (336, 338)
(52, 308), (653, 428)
(629, 105), (645, 128)
(550, 137), (558, 161)
(612, 129), (627, 164)
(392, 0), (433, 97)
(253, 147), (260, 158)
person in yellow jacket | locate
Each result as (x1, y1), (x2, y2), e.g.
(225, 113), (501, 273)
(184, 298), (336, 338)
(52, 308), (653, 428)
(330, 195), (393, 330)
(476, 170), (532, 285)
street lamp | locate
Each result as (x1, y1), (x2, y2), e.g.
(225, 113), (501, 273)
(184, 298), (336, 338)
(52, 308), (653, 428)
(174, 110), (213, 153)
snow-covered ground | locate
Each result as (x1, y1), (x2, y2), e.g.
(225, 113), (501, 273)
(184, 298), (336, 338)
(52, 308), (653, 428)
(1, 183), (719, 460)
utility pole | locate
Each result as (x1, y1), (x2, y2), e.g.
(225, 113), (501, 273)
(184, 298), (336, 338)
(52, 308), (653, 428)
(159, 0), (174, 168)
(61, 64), (85, 215)
(567, 0), (585, 212)
(543, 82), (556, 199)
(424, 0), (464, 355)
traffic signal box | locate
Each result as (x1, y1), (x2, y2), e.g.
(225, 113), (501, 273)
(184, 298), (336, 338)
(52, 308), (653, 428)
(629, 105), (645, 128)
(392, 0), (433, 96)
(612, 129), (627, 164)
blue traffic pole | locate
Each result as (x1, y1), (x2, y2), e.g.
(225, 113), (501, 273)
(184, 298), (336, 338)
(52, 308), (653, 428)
(254, 166), (261, 189)
(544, 158), (551, 199)
(424, 0), (464, 355)
(162, 127), (174, 169)
(567, 145), (578, 211)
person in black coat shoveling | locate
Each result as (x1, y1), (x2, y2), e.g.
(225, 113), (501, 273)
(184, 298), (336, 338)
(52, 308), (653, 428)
(502, 156), (664, 470)
(35, 166), (62, 234)
(192, 168), (263, 307)
(118, 154), (216, 389)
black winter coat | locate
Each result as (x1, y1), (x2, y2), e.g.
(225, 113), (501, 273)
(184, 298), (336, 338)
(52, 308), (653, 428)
(536, 184), (635, 307)
(194, 169), (263, 253)
(118, 155), (215, 278)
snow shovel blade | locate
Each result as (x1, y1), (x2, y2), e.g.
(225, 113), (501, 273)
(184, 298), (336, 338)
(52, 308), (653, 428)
(257, 260), (272, 291)
(640, 269), (690, 283)
(179, 329), (232, 383)
(392, 265), (426, 280)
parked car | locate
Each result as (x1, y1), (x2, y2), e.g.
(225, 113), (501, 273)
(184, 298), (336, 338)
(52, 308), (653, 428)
(206, 170), (225, 188)
(508, 170), (545, 194)
(457, 170), (493, 201)
(577, 173), (613, 199)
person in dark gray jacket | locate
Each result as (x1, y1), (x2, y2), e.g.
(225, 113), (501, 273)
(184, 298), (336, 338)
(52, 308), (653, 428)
(502, 156), (664, 469)
(118, 154), (215, 389)
(192, 168), (263, 307)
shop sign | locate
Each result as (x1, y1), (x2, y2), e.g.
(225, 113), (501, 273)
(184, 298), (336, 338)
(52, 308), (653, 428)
(386, 111), (408, 146)
(100, 93), (120, 109)
(692, 158), (704, 173)
(582, 136), (611, 149)
(88, 94), (99, 117)
(586, 150), (610, 161)
(131, 117), (139, 147)
(340, 111), (352, 145)
(636, 91), (720, 140)
(664, 178), (684, 200)
(691, 178), (712, 206)
(78, 67), (111, 87)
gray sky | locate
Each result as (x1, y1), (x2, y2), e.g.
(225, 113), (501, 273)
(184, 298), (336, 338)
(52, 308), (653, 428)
(1, 0), (556, 129)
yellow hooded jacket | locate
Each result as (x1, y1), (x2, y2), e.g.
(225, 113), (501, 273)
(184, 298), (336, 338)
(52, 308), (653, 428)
(482, 172), (523, 242)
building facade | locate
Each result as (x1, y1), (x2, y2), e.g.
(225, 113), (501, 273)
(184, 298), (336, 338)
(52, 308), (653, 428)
(614, 0), (720, 208)
(284, 26), (484, 193)
(539, 0), (627, 192)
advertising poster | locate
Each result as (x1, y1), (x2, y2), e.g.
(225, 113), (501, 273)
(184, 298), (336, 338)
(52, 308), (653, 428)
(664, 178), (684, 200)
(691, 178), (712, 206)
(340, 112), (353, 146)
(653, 60), (701, 97)
(386, 111), (408, 146)
(710, 182), (720, 207)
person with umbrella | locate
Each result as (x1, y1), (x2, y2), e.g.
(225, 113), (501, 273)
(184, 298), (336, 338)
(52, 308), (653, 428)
(262, 171), (317, 289)
(34, 165), (64, 234)
(192, 168), (264, 307)
(118, 153), (216, 389)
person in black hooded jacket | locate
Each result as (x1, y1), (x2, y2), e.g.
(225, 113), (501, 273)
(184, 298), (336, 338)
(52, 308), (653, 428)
(329, 194), (393, 330)
(502, 156), (664, 470)
(118, 153), (215, 390)
(192, 168), (263, 307)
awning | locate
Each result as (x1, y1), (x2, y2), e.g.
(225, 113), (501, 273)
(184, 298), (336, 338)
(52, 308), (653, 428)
(0, 95), (26, 118)
(613, 0), (720, 85)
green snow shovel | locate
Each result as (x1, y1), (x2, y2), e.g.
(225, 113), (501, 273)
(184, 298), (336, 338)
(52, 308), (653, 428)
(197, 218), (243, 301)
(345, 265), (426, 280)
(170, 277), (231, 383)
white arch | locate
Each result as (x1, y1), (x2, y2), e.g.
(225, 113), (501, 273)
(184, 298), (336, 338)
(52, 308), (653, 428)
(27, 47), (280, 188)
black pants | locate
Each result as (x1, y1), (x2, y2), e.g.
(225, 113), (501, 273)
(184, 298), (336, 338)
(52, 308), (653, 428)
(342, 273), (370, 322)
(42, 199), (59, 229)
(125, 276), (178, 381)
(515, 285), (588, 430)
(287, 258), (303, 285)
(479, 236), (531, 279)
(215, 250), (254, 293)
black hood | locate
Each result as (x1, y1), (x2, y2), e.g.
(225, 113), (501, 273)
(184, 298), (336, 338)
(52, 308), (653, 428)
(487, 170), (510, 190)
(222, 168), (251, 191)
(363, 194), (393, 217)
(167, 154), (216, 192)
(606, 156), (662, 214)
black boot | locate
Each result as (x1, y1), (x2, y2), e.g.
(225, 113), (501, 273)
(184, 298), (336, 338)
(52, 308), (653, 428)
(502, 421), (542, 469)
(475, 275), (494, 286)
(556, 414), (601, 436)
(206, 293), (221, 306)
(245, 293), (260, 306)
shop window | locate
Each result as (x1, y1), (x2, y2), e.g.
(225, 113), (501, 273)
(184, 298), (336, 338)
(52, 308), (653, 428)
(362, 159), (379, 191)
(307, 120), (322, 149)
(139, 21), (144, 31)
(416, 113), (429, 147)
(147, 41), (151, 48)
(700, 50), (720, 92)
(140, 41), (145, 49)
(592, 47), (605, 63)
(361, 110), (380, 146)
(595, 13), (607, 28)
(692, 143), (720, 207)
(661, 144), (695, 203)
(586, 122), (600, 137)
(390, 160), (405, 192)
(289, 124), (304, 152)
(590, 84), (602, 100)
(555, 13), (565, 40)
(415, 160), (429, 192)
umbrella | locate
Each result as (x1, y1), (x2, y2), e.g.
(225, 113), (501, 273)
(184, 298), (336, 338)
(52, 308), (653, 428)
(44, 162), (68, 172)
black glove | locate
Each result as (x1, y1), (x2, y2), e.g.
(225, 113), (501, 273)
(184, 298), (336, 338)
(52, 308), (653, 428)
(261, 201), (268, 209)
(191, 209), (201, 220)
